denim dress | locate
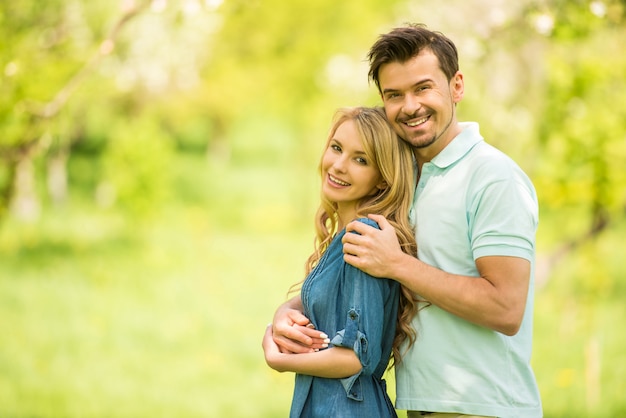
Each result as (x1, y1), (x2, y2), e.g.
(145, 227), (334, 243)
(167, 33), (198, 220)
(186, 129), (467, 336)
(290, 218), (400, 418)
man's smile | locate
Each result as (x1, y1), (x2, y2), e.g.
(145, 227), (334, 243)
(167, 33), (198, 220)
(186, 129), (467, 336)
(404, 115), (430, 127)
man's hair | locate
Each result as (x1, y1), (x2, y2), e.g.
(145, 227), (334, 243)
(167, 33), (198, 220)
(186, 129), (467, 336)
(367, 23), (459, 93)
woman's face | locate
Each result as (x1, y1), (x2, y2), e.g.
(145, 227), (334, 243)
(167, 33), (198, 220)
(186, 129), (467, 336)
(321, 119), (384, 219)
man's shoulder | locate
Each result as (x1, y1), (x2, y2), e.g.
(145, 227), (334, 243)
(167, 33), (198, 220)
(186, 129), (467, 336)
(468, 141), (525, 173)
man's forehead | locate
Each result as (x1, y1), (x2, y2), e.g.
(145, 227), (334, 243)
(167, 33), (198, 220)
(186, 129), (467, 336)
(378, 54), (444, 89)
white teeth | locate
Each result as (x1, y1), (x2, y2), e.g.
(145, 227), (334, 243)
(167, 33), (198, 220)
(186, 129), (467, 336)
(329, 174), (350, 186)
(407, 116), (428, 127)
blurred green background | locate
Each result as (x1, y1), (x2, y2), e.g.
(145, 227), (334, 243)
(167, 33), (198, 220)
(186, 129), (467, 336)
(1, 0), (625, 417)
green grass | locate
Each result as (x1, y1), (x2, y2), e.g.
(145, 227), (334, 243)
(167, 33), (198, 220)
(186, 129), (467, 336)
(1, 154), (625, 417)
(0, 203), (306, 417)
(532, 215), (626, 418)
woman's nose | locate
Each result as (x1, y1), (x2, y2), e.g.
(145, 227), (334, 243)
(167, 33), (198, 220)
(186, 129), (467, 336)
(332, 156), (348, 172)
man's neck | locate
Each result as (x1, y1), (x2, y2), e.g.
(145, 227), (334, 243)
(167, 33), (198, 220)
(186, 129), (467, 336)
(414, 121), (463, 171)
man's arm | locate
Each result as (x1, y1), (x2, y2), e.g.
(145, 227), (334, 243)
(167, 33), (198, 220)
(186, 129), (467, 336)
(342, 214), (530, 336)
(263, 325), (361, 378)
(272, 295), (330, 353)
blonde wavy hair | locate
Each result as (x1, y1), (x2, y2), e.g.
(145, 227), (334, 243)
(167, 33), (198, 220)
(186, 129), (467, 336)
(295, 106), (418, 366)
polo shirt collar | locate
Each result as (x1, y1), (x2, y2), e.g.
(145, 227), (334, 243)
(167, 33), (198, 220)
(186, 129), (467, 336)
(430, 122), (483, 169)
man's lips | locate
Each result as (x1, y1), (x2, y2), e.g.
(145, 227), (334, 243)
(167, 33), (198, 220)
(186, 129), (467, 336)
(404, 115), (430, 127)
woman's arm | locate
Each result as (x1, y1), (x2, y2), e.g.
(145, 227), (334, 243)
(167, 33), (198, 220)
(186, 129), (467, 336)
(272, 296), (330, 354)
(262, 324), (362, 378)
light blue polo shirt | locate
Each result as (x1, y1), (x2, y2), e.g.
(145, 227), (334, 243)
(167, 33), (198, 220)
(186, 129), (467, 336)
(396, 122), (543, 418)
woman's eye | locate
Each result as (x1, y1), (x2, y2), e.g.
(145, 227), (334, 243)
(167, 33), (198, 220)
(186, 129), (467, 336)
(355, 157), (367, 165)
(331, 144), (341, 152)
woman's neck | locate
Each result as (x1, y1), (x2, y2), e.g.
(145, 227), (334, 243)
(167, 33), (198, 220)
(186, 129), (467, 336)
(336, 205), (357, 231)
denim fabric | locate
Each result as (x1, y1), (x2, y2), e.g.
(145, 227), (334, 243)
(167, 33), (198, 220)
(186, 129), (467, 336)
(290, 218), (400, 418)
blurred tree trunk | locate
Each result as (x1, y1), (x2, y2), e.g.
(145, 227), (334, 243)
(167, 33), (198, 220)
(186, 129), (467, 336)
(10, 156), (40, 221)
(0, 163), (17, 223)
(206, 116), (231, 165)
(47, 150), (69, 206)
(0, 0), (150, 226)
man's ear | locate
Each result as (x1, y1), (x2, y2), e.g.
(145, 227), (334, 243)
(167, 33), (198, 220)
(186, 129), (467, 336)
(451, 71), (465, 103)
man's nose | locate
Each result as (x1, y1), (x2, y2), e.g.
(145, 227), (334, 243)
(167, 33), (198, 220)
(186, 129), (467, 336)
(401, 94), (421, 116)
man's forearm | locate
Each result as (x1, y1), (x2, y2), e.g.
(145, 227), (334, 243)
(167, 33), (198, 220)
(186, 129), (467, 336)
(272, 293), (328, 353)
(283, 294), (303, 312)
(391, 253), (530, 335)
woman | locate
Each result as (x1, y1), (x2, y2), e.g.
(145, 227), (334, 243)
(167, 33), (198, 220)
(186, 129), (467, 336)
(262, 106), (418, 417)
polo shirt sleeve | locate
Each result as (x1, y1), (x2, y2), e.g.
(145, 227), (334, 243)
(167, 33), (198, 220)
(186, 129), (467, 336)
(470, 164), (539, 261)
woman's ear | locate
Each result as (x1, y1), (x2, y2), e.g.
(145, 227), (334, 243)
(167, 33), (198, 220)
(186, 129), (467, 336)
(376, 180), (388, 191)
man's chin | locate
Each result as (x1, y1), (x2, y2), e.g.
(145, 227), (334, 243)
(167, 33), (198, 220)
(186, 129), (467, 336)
(407, 133), (438, 149)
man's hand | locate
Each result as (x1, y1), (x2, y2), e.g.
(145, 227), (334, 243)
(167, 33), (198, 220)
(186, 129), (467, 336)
(272, 302), (329, 354)
(342, 214), (404, 278)
(344, 217), (531, 335)
(262, 324), (283, 370)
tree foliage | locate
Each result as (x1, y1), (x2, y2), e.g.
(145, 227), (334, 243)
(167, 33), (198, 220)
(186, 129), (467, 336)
(1, 0), (625, 247)
(525, 0), (626, 262)
(430, 0), (626, 266)
(2, 1), (626, 416)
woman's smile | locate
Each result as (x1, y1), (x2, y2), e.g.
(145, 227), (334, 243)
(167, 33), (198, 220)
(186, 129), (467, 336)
(328, 173), (350, 187)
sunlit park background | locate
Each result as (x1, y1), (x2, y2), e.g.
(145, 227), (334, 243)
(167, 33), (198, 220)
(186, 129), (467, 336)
(1, 0), (625, 416)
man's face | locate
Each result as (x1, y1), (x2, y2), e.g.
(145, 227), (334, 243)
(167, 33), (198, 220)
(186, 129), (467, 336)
(378, 50), (464, 159)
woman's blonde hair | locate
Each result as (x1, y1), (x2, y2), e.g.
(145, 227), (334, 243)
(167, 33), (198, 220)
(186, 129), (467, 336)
(295, 106), (418, 366)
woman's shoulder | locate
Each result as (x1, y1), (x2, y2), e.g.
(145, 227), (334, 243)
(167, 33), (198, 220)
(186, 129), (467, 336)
(354, 217), (380, 230)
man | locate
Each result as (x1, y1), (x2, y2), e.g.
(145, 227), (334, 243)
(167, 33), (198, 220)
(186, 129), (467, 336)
(272, 24), (542, 418)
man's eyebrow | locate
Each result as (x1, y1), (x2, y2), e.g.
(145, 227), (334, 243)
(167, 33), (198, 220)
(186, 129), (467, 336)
(382, 87), (399, 95)
(382, 79), (434, 95)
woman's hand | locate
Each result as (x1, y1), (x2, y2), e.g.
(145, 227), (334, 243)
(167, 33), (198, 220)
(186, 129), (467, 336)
(272, 299), (329, 354)
(263, 324), (361, 377)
